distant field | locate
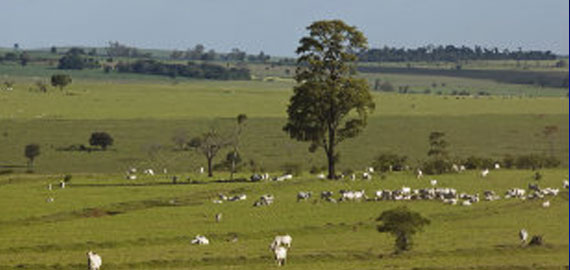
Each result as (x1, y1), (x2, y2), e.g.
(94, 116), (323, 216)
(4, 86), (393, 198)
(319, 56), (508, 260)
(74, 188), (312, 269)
(0, 170), (567, 269)
(0, 81), (567, 174)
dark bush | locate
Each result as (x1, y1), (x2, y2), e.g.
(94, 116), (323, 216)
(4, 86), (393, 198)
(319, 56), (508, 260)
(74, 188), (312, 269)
(463, 156), (494, 169)
(89, 132), (114, 150)
(514, 154), (560, 169)
(372, 153), (407, 172)
(422, 159), (451, 175)
(281, 162), (303, 176)
(502, 154), (515, 169)
(379, 81), (394, 92)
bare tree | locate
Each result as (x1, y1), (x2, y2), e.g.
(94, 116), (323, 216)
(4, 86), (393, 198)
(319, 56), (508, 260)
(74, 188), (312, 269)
(189, 129), (229, 177)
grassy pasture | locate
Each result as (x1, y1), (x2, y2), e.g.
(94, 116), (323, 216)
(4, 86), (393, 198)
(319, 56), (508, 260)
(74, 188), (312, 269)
(0, 81), (567, 173)
(0, 169), (567, 269)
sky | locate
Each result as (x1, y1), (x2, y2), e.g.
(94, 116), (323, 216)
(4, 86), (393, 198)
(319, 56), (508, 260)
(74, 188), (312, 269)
(2, 0), (568, 56)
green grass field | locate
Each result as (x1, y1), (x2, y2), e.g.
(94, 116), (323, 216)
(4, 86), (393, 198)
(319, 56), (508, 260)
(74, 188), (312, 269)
(0, 61), (568, 269)
(0, 80), (567, 174)
(0, 170), (567, 269)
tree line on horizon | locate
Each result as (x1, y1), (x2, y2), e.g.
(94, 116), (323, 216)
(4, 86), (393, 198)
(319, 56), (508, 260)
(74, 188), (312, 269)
(358, 45), (559, 62)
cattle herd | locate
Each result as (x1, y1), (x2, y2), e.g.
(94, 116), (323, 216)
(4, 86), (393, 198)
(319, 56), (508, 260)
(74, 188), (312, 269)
(73, 166), (569, 268)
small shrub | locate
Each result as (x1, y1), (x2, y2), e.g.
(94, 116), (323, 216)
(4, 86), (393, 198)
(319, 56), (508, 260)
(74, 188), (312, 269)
(379, 82), (394, 92)
(502, 154), (515, 169)
(281, 162), (303, 176)
(63, 174), (72, 183)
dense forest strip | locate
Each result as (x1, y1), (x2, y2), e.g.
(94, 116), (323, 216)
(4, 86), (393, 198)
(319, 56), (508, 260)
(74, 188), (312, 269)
(358, 66), (569, 88)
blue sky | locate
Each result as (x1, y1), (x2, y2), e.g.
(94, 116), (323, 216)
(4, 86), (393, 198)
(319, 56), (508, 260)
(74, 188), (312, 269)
(2, 0), (568, 56)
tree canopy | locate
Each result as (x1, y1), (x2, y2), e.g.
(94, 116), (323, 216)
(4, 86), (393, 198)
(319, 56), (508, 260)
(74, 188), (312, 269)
(283, 19), (375, 179)
(376, 206), (431, 252)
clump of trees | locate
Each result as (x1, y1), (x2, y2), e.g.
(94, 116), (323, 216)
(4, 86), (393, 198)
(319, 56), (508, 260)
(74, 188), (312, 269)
(89, 132), (114, 150)
(169, 44), (270, 62)
(115, 60), (250, 80)
(58, 48), (100, 70)
(372, 153), (407, 172)
(376, 206), (430, 253)
(106, 41), (151, 58)
(359, 45), (557, 62)
(283, 20), (375, 179)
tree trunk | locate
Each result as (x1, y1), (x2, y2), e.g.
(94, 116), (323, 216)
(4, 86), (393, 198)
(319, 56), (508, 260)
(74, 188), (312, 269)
(327, 128), (336, 179)
(28, 158), (33, 170)
(207, 157), (213, 177)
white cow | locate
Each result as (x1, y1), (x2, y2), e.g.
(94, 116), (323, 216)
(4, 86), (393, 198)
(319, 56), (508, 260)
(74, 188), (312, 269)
(126, 175), (137, 180)
(542, 201), (550, 208)
(191, 235), (210, 245)
(494, 163), (500, 169)
(87, 251), (102, 270)
(270, 235), (292, 249)
(273, 246), (287, 266)
(481, 169), (490, 178)
(519, 229), (528, 244)
(144, 169), (154, 176)
(59, 181), (66, 189)
(416, 169), (423, 179)
(199, 167), (204, 174)
(563, 180), (569, 189)
(317, 173), (326, 180)
(430, 179), (438, 186)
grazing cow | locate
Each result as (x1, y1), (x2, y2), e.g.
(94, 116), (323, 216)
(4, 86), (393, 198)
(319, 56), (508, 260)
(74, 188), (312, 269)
(47, 183), (52, 190)
(59, 181), (66, 189)
(191, 235), (210, 245)
(212, 200), (223, 204)
(459, 165), (466, 172)
(250, 174), (263, 182)
(87, 251), (102, 270)
(461, 200), (472, 206)
(271, 235), (292, 249)
(126, 175), (137, 180)
(320, 191), (333, 200)
(563, 180), (569, 189)
(367, 167), (374, 173)
(297, 191), (312, 202)
(430, 179), (438, 186)
(317, 173), (326, 180)
(519, 229), (528, 244)
(273, 246), (287, 266)
(128, 167), (137, 174)
(46, 197), (54, 203)
(254, 194), (274, 207)
(215, 213), (222, 223)
(416, 169), (423, 179)
(528, 183), (540, 192)
(362, 172), (372, 180)
(349, 174), (356, 181)
(451, 164), (459, 172)
(144, 169), (154, 176)
(494, 163), (500, 169)
(481, 169), (490, 178)
(542, 201), (550, 208)
(443, 198), (458, 205)
(275, 174), (293, 181)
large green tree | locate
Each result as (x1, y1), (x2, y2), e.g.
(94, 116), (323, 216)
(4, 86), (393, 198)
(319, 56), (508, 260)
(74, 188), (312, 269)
(283, 20), (375, 179)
